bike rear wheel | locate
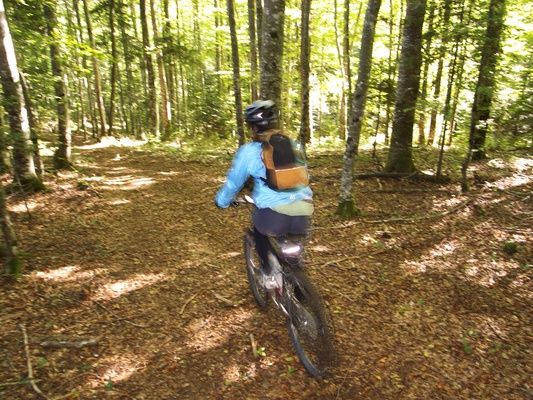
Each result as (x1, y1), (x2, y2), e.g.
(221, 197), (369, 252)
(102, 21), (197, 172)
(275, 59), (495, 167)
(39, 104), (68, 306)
(244, 230), (268, 307)
(284, 269), (337, 377)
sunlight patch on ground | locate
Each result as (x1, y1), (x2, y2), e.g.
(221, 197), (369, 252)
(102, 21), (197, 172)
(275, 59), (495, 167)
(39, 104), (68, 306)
(223, 363), (242, 383)
(31, 265), (102, 282)
(76, 137), (146, 150)
(184, 308), (254, 353)
(430, 196), (464, 213)
(101, 175), (156, 190)
(88, 354), (147, 389)
(10, 199), (43, 213)
(463, 259), (520, 287)
(92, 273), (167, 301)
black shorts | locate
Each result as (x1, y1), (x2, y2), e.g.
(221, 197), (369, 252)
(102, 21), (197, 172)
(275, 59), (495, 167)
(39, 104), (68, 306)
(252, 207), (310, 237)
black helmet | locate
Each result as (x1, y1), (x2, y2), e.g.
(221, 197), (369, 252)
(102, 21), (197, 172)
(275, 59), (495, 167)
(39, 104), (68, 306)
(244, 100), (278, 127)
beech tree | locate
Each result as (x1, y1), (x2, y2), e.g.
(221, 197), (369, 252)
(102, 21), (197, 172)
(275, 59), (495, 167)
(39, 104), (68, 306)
(227, 0), (245, 145)
(385, 0), (426, 173)
(260, 0), (285, 106)
(0, 0), (43, 192)
(299, 0), (312, 144)
(462, 0), (507, 191)
(43, 0), (72, 170)
(336, 0), (382, 219)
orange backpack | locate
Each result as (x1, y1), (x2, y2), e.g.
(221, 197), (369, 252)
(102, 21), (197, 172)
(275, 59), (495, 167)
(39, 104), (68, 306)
(260, 130), (310, 191)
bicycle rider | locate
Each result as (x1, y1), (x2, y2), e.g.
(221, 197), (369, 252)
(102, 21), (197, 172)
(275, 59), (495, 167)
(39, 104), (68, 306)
(215, 100), (314, 275)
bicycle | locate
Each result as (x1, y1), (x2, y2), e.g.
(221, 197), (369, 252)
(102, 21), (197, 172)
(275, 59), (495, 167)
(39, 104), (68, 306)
(237, 196), (337, 377)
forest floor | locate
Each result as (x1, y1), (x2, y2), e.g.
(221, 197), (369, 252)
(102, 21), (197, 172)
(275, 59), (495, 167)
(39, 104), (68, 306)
(0, 137), (532, 400)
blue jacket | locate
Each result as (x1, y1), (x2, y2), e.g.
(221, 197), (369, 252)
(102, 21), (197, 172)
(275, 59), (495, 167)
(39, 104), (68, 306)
(215, 141), (313, 209)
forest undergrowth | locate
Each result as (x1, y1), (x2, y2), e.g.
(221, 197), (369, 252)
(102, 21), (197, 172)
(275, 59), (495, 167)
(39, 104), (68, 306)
(0, 137), (531, 399)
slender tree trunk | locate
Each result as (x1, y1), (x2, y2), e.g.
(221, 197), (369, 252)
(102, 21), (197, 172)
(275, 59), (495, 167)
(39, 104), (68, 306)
(150, 0), (169, 140)
(427, 0), (452, 146)
(248, 0), (258, 101)
(336, 0), (382, 219)
(43, 1), (72, 170)
(469, 0), (506, 161)
(140, 0), (159, 137)
(417, 1), (434, 145)
(226, 0), (245, 144)
(256, 0), (263, 58)
(385, 0), (426, 173)
(260, 0), (285, 107)
(299, 0), (312, 144)
(384, 0), (403, 144)
(107, 0), (118, 136)
(0, 0), (43, 192)
(462, 0), (506, 190)
(19, 73), (43, 177)
(82, 0), (107, 138)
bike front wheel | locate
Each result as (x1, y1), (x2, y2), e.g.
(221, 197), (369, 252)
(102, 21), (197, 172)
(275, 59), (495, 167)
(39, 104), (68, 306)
(244, 230), (268, 307)
(284, 269), (337, 377)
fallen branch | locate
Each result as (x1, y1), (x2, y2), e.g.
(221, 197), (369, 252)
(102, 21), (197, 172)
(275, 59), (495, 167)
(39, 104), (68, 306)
(214, 293), (235, 307)
(40, 337), (99, 349)
(19, 324), (50, 400)
(180, 293), (199, 314)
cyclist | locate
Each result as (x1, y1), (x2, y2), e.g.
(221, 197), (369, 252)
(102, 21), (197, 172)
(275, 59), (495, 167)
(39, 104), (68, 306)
(215, 100), (313, 275)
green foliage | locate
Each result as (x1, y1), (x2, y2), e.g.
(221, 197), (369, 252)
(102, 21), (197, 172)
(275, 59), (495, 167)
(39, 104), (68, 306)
(503, 242), (518, 254)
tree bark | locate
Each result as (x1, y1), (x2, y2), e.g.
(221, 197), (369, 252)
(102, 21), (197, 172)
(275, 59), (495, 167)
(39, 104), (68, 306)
(107, 0), (118, 137)
(0, 0), (43, 192)
(299, 0), (312, 144)
(260, 0), (285, 107)
(469, 0), (506, 161)
(462, 0), (506, 190)
(336, 0), (382, 219)
(385, 0), (426, 173)
(43, 1), (72, 170)
(140, 0), (159, 137)
(82, 0), (107, 138)
(226, 0), (245, 145)
(150, 0), (170, 140)
(248, 0), (259, 101)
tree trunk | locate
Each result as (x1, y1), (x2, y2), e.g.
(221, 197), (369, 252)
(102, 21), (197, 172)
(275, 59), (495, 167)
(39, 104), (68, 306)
(416, 2), (434, 145)
(260, 0), (285, 107)
(140, 0), (159, 137)
(462, 0), (506, 190)
(0, 178), (19, 276)
(336, 0), (382, 219)
(385, 0), (426, 173)
(150, 0), (170, 140)
(226, 0), (245, 145)
(107, 0), (118, 136)
(469, 0), (506, 161)
(248, 0), (259, 101)
(82, 0), (107, 138)
(19, 73), (44, 177)
(299, 0), (311, 144)
(43, 1), (72, 170)
(427, 0), (452, 146)
(0, 0), (43, 192)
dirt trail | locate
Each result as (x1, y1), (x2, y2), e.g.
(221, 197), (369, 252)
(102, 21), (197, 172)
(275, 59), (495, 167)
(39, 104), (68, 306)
(1, 140), (531, 399)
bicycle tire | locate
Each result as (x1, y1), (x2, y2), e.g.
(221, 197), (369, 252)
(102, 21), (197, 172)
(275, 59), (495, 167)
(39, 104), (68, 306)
(284, 269), (337, 377)
(244, 230), (268, 307)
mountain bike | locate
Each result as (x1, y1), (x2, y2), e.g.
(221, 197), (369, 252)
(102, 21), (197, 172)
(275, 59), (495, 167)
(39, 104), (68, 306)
(238, 196), (337, 377)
